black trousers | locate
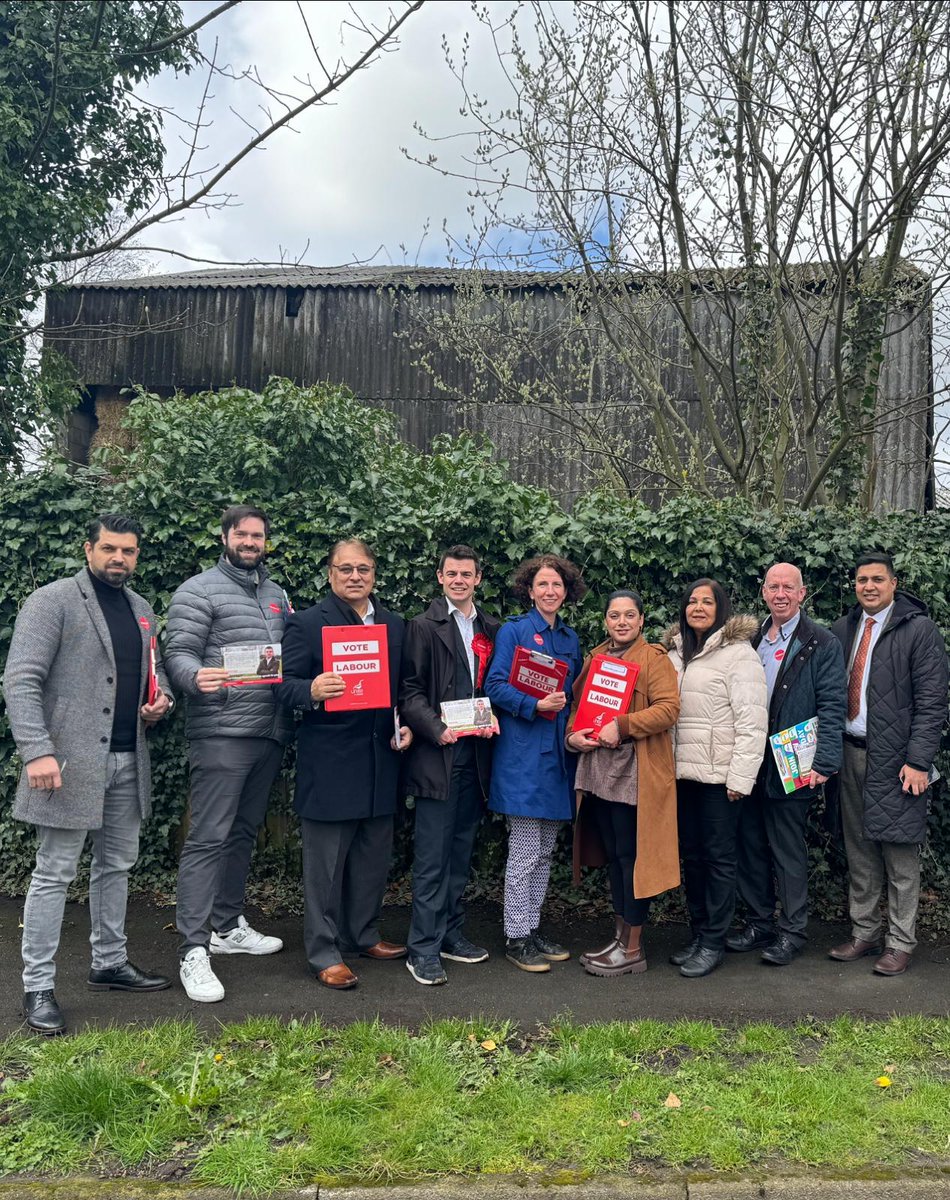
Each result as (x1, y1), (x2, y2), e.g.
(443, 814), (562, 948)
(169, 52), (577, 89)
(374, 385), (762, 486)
(677, 779), (742, 950)
(300, 814), (393, 972)
(408, 758), (483, 958)
(736, 785), (812, 946)
(587, 794), (651, 925)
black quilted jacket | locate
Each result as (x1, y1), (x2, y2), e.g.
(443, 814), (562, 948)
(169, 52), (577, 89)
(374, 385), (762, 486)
(831, 592), (948, 843)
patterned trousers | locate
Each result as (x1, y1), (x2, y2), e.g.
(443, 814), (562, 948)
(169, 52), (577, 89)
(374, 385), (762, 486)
(503, 815), (562, 938)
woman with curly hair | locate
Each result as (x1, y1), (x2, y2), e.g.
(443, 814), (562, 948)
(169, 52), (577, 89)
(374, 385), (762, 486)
(485, 554), (585, 972)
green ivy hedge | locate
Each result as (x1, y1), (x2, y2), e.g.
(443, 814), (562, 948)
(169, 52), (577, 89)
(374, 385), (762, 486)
(1, 380), (948, 929)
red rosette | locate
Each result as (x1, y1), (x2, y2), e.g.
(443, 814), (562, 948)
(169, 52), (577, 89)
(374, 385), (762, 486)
(471, 632), (494, 691)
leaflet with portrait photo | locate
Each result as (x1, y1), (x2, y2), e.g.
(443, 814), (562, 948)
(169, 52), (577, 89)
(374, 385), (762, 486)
(440, 697), (499, 737)
(221, 642), (283, 686)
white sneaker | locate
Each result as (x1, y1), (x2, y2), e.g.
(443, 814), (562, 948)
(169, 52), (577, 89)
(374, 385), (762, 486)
(179, 947), (225, 1003)
(209, 915), (283, 956)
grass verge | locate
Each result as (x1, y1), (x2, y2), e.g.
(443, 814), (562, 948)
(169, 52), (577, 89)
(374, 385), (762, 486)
(1, 1015), (949, 1194)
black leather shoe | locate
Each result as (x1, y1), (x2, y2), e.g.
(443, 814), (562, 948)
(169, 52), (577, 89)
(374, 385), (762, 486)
(669, 936), (701, 966)
(761, 933), (801, 966)
(23, 990), (66, 1035)
(88, 961), (171, 992)
(725, 924), (775, 953)
(679, 946), (725, 978)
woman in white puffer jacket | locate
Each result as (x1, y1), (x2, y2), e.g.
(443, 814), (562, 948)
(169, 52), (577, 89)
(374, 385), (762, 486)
(664, 578), (767, 979)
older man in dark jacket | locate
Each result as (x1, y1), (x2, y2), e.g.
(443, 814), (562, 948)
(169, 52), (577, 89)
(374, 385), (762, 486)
(730, 562), (846, 966)
(277, 538), (412, 990)
(165, 504), (293, 1004)
(828, 552), (948, 976)
(399, 545), (501, 986)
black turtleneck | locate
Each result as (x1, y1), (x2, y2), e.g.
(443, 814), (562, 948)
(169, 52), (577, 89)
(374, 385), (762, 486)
(87, 569), (140, 751)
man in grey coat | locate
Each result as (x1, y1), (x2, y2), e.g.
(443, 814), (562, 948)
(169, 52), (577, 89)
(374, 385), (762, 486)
(165, 504), (293, 1003)
(3, 514), (174, 1035)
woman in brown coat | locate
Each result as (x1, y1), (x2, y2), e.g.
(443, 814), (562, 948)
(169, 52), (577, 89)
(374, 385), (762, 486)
(567, 589), (680, 975)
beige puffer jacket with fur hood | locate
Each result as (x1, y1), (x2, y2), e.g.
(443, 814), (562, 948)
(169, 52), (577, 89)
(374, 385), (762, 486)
(663, 615), (768, 796)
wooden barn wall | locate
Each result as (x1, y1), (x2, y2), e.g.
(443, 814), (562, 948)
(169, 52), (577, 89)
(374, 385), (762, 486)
(45, 283), (933, 511)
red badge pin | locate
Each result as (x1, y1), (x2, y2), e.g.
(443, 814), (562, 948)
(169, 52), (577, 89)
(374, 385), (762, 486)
(138, 617), (151, 631)
(534, 633), (544, 646)
(269, 602), (282, 614)
(774, 648), (785, 661)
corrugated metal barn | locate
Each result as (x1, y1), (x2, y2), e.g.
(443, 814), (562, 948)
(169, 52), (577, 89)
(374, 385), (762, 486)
(43, 264), (934, 509)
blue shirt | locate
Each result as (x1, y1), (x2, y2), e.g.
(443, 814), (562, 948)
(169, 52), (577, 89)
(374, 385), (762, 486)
(758, 612), (801, 704)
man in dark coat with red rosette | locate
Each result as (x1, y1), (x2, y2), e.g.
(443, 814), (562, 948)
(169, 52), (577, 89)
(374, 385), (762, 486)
(277, 538), (412, 991)
(399, 545), (501, 986)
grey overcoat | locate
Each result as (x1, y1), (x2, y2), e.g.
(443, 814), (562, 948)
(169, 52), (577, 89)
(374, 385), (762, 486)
(2, 569), (173, 830)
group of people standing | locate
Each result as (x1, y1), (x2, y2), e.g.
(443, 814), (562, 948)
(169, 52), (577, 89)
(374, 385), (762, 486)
(3, 505), (947, 1035)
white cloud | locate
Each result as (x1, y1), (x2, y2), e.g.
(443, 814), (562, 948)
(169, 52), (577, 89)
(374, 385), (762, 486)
(140, 0), (520, 271)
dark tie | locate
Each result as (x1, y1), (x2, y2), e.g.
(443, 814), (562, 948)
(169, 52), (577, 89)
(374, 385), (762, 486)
(847, 617), (876, 722)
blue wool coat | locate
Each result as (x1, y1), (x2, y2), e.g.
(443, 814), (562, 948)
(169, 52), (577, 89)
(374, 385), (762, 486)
(485, 608), (582, 820)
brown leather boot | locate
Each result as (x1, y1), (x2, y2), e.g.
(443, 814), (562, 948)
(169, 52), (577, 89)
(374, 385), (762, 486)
(579, 914), (624, 968)
(583, 924), (647, 976)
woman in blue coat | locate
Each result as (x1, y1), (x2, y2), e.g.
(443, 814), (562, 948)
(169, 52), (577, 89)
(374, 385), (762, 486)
(485, 554), (585, 971)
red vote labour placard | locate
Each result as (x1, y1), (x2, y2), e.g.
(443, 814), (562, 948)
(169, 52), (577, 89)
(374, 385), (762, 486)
(573, 654), (640, 737)
(508, 645), (569, 721)
(321, 624), (391, 712)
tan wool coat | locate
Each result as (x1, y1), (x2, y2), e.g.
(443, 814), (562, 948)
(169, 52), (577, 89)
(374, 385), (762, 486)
(567, 637), (681, 899)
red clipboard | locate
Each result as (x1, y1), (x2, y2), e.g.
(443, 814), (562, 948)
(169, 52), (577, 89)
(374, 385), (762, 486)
(508, 645), (569, 720)
(573, 654), (640, 737)
(322, 624), (391, 711)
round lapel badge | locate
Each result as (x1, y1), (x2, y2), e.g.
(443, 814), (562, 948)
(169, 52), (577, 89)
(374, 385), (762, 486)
(533, 633), (544, 646)
(774, 648), (785, 661)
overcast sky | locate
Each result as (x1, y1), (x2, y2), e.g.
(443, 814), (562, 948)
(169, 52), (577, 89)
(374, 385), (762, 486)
(139, 0), (519, 274)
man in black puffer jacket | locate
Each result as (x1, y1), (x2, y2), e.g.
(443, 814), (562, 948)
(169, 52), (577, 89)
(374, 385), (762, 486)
(828, 552), (948, 977)
(165, 505), (294, 1003)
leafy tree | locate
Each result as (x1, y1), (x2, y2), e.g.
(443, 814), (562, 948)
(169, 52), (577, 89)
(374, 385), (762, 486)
(0, 0), (423, 467)
(414, 0), (950, 509)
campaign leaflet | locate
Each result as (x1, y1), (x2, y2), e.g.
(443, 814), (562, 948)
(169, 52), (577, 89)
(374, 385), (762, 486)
(321, 624), (391, 712)
(221, 642), (283, 686)
(769, 717), (818, 792)
(572, 654), (640, 738)
(440, 697), (499, 737)
(507, 646), (569, 721)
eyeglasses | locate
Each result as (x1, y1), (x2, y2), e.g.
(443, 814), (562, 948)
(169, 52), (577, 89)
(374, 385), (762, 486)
(332, 564), (374, 577)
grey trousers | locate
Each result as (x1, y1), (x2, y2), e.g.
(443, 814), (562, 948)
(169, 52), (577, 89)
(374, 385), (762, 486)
(176, 736), (284, 956)
(840, 742), (920, 952)
(22, 752), (140, 991)
(300, 814), (394, 972)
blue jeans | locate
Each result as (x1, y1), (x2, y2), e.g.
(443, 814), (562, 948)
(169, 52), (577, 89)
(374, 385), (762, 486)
(21, 752), (140, 991)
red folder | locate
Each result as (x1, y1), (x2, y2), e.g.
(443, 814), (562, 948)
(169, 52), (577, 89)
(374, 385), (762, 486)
(508, 645), (569, 720)
(147, 636), (160, 705)
(573, 654), (640, 737)
(322, 624), (391, 712)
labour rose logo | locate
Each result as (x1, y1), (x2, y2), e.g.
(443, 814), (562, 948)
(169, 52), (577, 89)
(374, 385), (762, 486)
(471, 633), (494, 690)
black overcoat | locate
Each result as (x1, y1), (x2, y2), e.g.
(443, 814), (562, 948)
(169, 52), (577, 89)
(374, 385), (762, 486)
(399, 597), (501, 801)
(277, 592), (405, 822)
(753, 611), (846, 800)
(831, 591), (948, 844)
